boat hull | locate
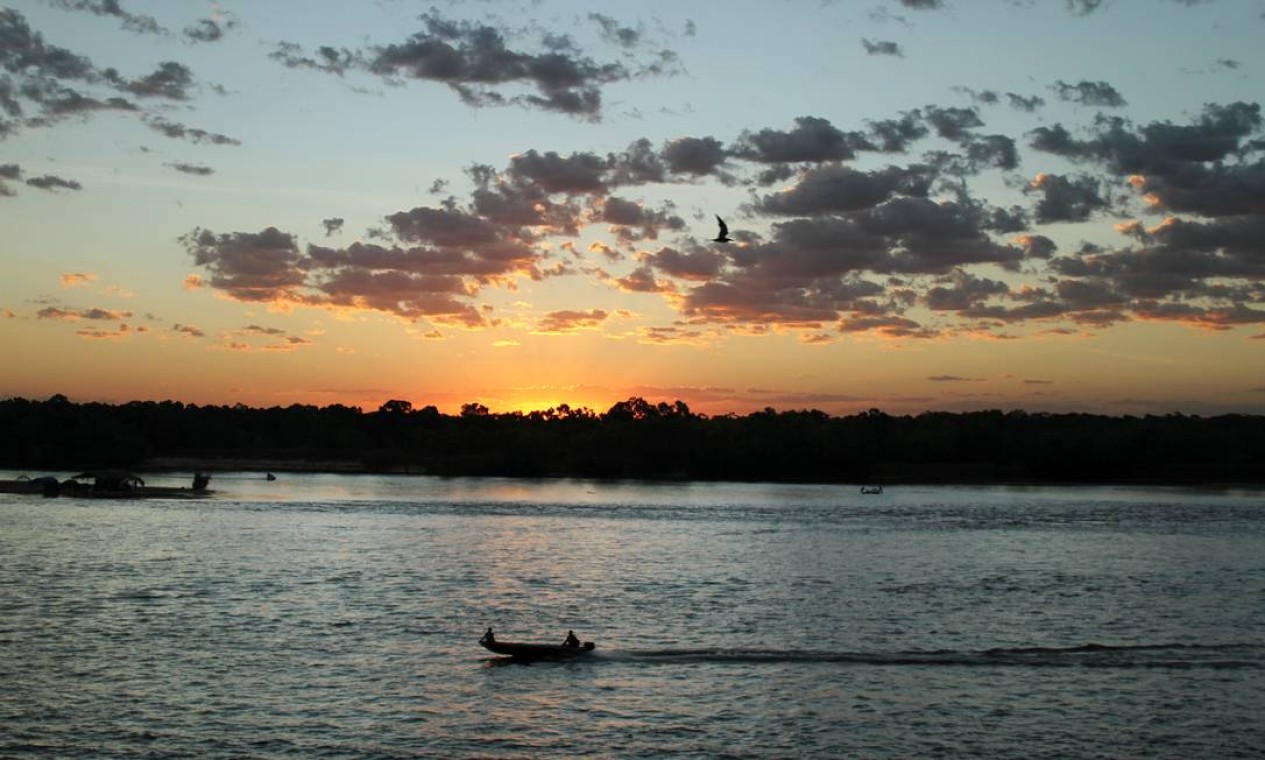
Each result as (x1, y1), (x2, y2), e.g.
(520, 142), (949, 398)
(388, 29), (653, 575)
(68, 486), (213, 499)
(480, 640), (595, 661)
(0, 479), (58, 496)
(0, 480), (213, 499)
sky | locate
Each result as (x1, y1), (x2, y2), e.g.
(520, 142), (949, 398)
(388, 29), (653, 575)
(2, 0), (1264, 417)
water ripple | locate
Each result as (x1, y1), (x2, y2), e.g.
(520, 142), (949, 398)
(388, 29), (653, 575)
(3, 477), (1264, 758)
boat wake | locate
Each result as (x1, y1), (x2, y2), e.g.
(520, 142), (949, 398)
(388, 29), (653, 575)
(601, 642), (1264, 670)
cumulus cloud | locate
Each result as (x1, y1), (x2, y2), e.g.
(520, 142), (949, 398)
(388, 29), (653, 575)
(25, 174), (82, 192)
(144, 116), (240, 146)
(0, 164), (21, 196)
(535, 308), (609, 333)
(76, 322), (139, 340)
(923, 105), (984, 141)
(861, 39), (903, 57)
(996, 98), (1265, 331)
(1051, 80), (1127, 108)
(924, 270), (1010, 311)
(636, 325), (712, 346)
(1007, 93), (1046, 112)
(172, 67), (1264, 344)
(840, 314), (939, 339)
(271, 10), (682, 120)
(1026, 172), (1109, 223)
(184, 181), (557, 327)
(37, 306), (133, 321)
(167, 162), (214, 176)
(1133, 301), (1265, 330)
(614, 265), (670, 294)
(957, 88), (1045, 113)
(183, 12), (238, 44)
(1030, 102), (1260, 176)
(682, 278), (845, 326)
(110, 61), (196, 100)
(60, 272), (96, 287)
(0, 9), (128, 136)
(601, 197), (686, 243)
(1016, 234), (1058, 259)
(661, 136), (728, 176)
(1064, 0), (1108, 16)
(731, 116), (867, 164)
(243, 325), (285, 336)
(588, 13), (641, 48)
(1, 7), (231, 188)
(180, 227), (308, 303)
(758, 164), (933, 215)
(864, 112), (929, 153)
(640, 245), (725, 281)
(48, 0), (164, 36)
(959, 134), (1020, 172)
(1131, 161), (1265, 218)
(222, 324), (315, 351)
(162, 105), (1042, 336)
(506, 149), (608, 194)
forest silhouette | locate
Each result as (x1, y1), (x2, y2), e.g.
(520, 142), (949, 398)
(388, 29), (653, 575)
(2, 395), (1263, 485)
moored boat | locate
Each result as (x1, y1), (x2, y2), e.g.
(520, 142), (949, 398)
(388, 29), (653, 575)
(59, 471), (213, 498)
(0, 475), (62, 497)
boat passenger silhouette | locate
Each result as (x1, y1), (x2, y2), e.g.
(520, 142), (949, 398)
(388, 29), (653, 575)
(563, 630), (580, 647)
(481, 627), (496, 645)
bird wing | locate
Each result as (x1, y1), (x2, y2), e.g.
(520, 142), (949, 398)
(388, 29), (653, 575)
(715, 215), (728, 236)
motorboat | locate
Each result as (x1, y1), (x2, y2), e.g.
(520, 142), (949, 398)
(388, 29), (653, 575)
(1, 471), (213, 498)
(479, 629), (595, 661)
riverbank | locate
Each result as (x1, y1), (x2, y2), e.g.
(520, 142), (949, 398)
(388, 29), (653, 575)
(5, 398), (1263, 487)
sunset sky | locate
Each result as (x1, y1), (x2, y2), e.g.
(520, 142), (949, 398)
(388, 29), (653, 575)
(3, 0), (1264, 416)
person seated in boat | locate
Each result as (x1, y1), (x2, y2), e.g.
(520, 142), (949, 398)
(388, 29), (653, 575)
(563, 630), (580, 647)
(481, 627), (495, 645)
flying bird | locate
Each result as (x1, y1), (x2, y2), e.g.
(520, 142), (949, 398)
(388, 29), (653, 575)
(712, 215), (732, 243)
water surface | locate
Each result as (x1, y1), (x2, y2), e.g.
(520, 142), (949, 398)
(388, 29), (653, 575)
(2, 474), (1262, 757)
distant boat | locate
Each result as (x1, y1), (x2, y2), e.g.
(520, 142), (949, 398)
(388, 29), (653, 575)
(860, 485), (884, 495)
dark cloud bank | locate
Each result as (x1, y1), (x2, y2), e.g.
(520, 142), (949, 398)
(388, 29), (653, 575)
(184, 95), (1265, 339)
(7, 3), (1261, 343)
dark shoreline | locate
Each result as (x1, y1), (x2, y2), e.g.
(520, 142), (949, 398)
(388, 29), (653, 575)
(5, 396), (1264, 487)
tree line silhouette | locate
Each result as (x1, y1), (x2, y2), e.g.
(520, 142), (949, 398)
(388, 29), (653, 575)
(2, 394), (1263, 484)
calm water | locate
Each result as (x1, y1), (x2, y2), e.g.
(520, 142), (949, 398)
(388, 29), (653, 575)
(2, 473), (1263, 758)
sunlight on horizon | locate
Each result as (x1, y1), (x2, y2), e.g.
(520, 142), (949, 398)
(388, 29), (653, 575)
(1, 0), (1262, 416)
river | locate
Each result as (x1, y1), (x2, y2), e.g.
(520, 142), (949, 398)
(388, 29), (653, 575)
(2, 474), (1262, 757)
